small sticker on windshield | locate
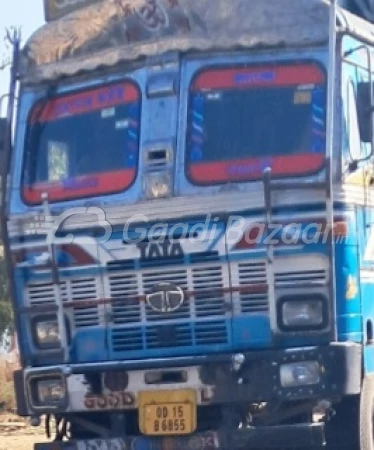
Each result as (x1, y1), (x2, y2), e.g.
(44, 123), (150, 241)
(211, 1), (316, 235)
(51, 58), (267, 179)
(101, 107), (115, 118)
(206, 93), (222, 101)
(297, 84), (315, 91)
(294, 91), (312, 104)
(115, 120), (129, 129)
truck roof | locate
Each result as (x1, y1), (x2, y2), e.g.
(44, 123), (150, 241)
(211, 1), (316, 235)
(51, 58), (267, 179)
(20, 0), (374, 84)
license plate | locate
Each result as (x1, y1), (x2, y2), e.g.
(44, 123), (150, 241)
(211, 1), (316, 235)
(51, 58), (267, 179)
(139, 390), (197, 436)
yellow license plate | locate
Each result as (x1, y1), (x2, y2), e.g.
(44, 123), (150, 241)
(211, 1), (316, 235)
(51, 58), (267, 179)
(139, 390), (197, 436)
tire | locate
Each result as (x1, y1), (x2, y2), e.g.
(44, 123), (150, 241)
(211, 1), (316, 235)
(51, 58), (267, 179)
(325, 396), (360, 450)
(325, 375), (374, 450)
(360, 375), (374, 450)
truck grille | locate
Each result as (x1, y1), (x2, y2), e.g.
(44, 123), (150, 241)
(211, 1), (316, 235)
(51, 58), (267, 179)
(109, 264), (230, 353)
(24, 254), (328, 358)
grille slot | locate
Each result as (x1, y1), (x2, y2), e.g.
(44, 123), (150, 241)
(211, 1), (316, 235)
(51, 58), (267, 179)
(275, 269), (327, 285)
(195, 321), (228, 345)
(146, 324), (192, 348)
(26, 278), (99, 328)
(109, 273), (139, 324)
(240, 292), (269, 313)
(68, 278), (99, 327)
(193, 266), (226, 317)
(112, 328), (143, 352)
(238, 261), (269, 313)
(27, 282), (67, 305)
(107, 260), (135, 272)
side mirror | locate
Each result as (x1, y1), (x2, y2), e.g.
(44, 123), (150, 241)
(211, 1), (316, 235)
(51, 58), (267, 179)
(356, 81), (373, 143)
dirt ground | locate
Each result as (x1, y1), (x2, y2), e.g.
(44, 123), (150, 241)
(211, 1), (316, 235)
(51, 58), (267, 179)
(0, 414), (48, 450)
(0, 433), (48, 450)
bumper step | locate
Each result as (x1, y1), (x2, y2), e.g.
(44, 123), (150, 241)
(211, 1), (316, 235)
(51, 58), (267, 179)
(34, 423), (325, 449)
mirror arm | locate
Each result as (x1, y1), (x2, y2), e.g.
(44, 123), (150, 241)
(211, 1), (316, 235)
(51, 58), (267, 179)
(360, 45), (374, 162)
(345, 45), (374, 163)
(369, 45), (374, 162)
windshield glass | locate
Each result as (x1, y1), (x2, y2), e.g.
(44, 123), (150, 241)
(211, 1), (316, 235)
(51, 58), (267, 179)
(186, 63), (326, 185)
(23, 81), (140, 204)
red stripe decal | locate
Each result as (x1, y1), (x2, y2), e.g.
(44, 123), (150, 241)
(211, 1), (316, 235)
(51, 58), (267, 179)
(23, 169), (136, 204)
(31, 82), (139, 123)
(192, 65), (325, 91)
(188, 154), (325, 184)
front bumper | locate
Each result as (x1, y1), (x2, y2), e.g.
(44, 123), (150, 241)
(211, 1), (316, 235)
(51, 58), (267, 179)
(35, 424), (325, 450)
(18, 342), (362, 417)
(18, 343), (361, 450)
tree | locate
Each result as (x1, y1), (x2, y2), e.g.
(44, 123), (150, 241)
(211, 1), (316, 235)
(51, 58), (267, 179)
(0, 252), (13, 338)
(0, 29), (12, 72)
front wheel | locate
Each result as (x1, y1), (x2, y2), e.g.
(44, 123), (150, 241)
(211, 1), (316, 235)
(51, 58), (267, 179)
(325, 376), (374, 450)
(360, 375), (374, 450)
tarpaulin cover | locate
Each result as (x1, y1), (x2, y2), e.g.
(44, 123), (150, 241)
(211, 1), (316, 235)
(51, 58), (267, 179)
(20, 0), (374, 83)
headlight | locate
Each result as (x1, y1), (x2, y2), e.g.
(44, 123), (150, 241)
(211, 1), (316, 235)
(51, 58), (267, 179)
(280, 296), (326, 329)
(144, 172), (172, 199)
(33, 316), (60, 348)
(30, 376), (66, 407)
(280, 361), (320, 387)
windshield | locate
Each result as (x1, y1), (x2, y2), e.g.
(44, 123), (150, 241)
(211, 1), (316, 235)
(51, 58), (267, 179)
(23, 81), (140, 204)
(186, 63), (326, 185)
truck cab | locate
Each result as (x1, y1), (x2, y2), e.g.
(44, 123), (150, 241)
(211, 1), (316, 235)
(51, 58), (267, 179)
(3, 1), (374, 449)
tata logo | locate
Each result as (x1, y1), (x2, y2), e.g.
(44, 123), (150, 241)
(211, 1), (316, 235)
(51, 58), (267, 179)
(44, 0), (102, 21)
(146, 282), (185, 313)
(136, 240), (184, 260)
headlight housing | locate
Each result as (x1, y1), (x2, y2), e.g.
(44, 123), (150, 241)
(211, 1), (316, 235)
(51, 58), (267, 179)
(279, 295), (327, 330)
(144, 172), (172, 199)
(29, 375), (67, 408)
(32, 315), (60, 348)
(280, 361), (320, 387)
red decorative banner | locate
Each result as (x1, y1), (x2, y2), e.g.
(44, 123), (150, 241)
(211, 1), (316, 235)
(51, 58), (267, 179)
(31, 82), (139, 123)
(192, 64), (325, 91)
(23, 169), (136, 204)
(188, 154), (325, 185)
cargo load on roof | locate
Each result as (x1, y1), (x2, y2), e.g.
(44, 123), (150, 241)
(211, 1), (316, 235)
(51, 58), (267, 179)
(22, 0), (334, 83)
(21, 0), (374, 84)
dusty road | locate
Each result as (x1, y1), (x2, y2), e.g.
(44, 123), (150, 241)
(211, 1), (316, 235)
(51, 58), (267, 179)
(0, 414), (47, 450)
(0, 433), (47, 450)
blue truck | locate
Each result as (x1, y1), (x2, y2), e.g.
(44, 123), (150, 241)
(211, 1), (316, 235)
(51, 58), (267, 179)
(3, 0), (374, 448)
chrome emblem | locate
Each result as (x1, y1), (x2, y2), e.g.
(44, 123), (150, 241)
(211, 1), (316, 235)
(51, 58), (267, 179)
(146, 282), (185, 313)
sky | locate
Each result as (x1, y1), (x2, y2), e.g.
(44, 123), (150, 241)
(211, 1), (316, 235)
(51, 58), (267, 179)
(0, 0), (44, 108)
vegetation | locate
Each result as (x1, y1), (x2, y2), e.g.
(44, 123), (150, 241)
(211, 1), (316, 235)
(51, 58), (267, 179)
(0, 252), (15, 412)
(0, 365), (15, 411)
(0, 251), (12, 338)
